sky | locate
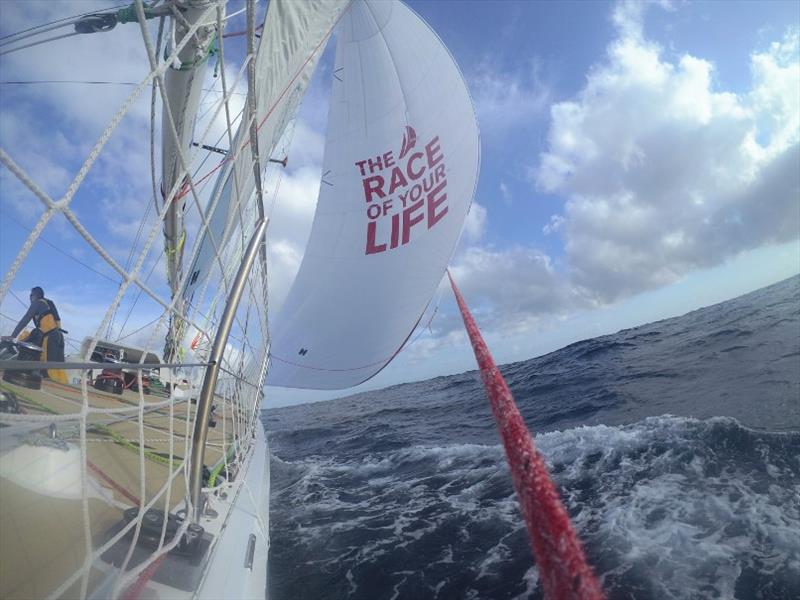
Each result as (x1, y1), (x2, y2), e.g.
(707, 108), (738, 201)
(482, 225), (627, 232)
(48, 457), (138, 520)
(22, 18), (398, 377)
(1, 0), (798, 407)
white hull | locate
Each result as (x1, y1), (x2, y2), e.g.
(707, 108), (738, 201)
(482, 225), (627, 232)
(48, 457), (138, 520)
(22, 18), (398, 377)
(196, 423), (270, 600)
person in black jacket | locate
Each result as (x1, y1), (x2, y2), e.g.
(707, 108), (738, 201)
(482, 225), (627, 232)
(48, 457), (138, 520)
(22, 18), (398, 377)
(11, 286), (67, 383)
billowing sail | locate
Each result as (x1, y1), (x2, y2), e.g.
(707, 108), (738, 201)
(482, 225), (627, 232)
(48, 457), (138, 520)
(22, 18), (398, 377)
(181, 0), (351, 310)
(268, 0), (480, 389)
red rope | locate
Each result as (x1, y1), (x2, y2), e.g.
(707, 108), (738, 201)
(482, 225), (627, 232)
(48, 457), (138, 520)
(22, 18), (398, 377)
(122, 553), (168, 600)
(85, 460), (167, 600)
(87, 459), (140, 505)
(447, 271), (604, 600)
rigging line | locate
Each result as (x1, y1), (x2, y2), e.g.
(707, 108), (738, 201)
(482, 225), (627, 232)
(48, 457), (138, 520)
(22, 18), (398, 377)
(116, 15), (165, 343)
(228, 1), (256, 260)
(114, 250), (164, 343)
(110, 155), (158, 337)
(215, 1), (248, 260)
(115, 314), (161, 343)
(195, 93), (226, 124)
(262, 117), (294, 225)
(0, 1), (132, 43)
(163, 7), (203, 302)
(134, 30), (247, 360)
(0, 19), (75, 45)
(183, 102), (244, 187)
(219, 5), (249, 25)
(269, 297), (432, 375)
(108, 15), (165, 341)
(245, 0), (268, 305)
(136, 3), (232, 309)
(1, 308), (80, 352)
(268, 310), (437, 375)
(3, 213), (121, 284)
(0, 31), (84, 57)
(222, 23), (263, 38)
(180, 4), (349, 200)
(149, 32), (248, 353)
(0, 21), (81, 48)
(7, 290), (27, 309)
(0, 80), (248, 96)
(124, 91), (160, 263)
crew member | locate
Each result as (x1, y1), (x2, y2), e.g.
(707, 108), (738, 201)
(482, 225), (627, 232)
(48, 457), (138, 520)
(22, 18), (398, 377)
(11, 286), (68, 384)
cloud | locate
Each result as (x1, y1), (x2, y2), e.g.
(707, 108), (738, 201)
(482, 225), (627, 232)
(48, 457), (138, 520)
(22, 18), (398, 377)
(1, 2), (154, 133)
(280, 120), (325, 170)
(611, 0), (675, 42)
(499, 181), (512, 205)
(468, 57), (550, 134)
(463, 201), (487, 242)
(536, 7), (800, 302)
(0, 2), (254, 347)
(402, 328), (466, 365)
(542, 214), (565, 236)
(447, 245), (582, 335)
(434, 3), (799, 342)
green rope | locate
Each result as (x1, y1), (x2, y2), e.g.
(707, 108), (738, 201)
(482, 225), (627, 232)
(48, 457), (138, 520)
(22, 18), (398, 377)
(92, 423), (177, 467)
(208, 440), (237, 487)
(0, 382), (57, 414)
(164, 34), (217, 71)
(0, 382), (176, 467)
(116, 2), (158, 25)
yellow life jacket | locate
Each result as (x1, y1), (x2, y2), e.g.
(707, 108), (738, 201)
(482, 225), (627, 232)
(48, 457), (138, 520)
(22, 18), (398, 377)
(33, 298), (68, 384)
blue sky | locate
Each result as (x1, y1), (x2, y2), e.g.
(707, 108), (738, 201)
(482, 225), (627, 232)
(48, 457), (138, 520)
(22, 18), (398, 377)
(404, 0), (798, 262)
(1, 0), (798, 407)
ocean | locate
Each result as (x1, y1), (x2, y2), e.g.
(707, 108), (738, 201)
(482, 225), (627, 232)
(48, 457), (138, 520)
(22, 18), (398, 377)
(264, 275), (800, 600)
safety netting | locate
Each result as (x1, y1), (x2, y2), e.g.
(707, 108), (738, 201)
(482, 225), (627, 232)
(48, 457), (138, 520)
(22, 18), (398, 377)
(0, 0), (338, 596)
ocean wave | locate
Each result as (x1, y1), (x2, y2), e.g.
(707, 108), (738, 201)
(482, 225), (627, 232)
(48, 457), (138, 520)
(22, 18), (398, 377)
(269, 415), (800, 599)
(266, 276), (800, 599)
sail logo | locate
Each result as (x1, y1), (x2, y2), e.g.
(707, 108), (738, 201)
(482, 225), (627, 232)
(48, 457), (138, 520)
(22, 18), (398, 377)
(355, 126), (448, 255)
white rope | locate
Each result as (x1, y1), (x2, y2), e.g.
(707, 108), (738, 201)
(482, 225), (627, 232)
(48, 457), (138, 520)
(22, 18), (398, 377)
(0, 0), (276, 597)
(110, 358), (149, 598)
(47, 455), (190, 600)
(139, 10), (236, 304)
(79, 358), (93, 599)
(137, 1), (263, 357)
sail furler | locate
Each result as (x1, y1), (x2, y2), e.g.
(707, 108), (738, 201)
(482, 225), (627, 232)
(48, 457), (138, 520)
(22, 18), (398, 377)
(268, 0), (480, 389)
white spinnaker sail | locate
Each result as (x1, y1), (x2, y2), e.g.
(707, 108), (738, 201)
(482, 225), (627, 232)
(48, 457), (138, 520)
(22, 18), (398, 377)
(268, 0), (480, 389)
(182, 0), (350, 309)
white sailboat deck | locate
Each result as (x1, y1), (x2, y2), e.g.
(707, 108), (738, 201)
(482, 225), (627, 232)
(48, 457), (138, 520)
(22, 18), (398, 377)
(1, 0), (480, 597)
(0, 375), (241, 599)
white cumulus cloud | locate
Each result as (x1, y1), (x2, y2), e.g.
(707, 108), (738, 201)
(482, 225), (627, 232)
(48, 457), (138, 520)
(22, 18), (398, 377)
(469, 57), (550, 134)
(447, 245), (581, 335)
(536, 6), (799, 302)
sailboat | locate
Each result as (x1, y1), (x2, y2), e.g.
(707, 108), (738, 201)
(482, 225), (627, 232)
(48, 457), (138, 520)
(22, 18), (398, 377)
(0, 0), (478, 598)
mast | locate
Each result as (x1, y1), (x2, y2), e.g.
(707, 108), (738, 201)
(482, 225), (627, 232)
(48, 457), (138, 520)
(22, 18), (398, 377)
(161, 0), (219, 362)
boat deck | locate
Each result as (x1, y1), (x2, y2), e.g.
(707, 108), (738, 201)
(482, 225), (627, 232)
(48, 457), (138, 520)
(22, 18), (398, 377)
(0, 375), (238, 600)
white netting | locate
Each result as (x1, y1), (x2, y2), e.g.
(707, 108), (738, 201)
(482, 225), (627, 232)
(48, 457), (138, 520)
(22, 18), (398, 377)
(0, 0), (297, 597)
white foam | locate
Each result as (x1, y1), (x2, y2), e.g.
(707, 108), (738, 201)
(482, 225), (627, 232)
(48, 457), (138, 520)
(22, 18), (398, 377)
(271, 415), (800, 599)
